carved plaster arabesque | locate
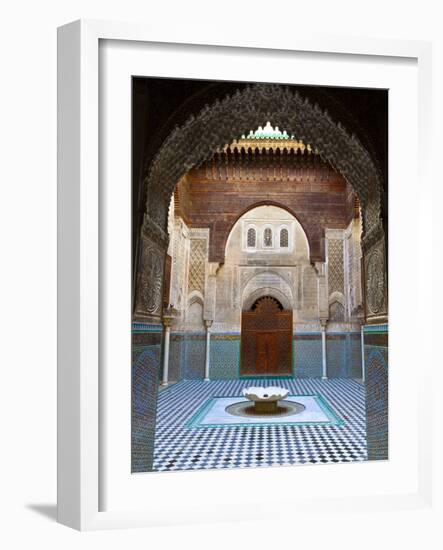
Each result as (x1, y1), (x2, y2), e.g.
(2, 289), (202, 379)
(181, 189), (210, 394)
(366, 245), (386, 316)
(134, 235), (164, 320)
(169, 217), (190, 314)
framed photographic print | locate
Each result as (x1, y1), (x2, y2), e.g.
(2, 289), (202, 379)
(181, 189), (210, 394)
(58, 20), (435, 531)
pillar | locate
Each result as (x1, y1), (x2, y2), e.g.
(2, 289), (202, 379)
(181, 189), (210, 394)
(321, 322), (328, 380)
(360, 324), (366, 383)
(161, 316), (172, 386)
(204, 320), (213, 381)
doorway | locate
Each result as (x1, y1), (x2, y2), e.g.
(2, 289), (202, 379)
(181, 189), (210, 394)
(241, 296), (293, 376)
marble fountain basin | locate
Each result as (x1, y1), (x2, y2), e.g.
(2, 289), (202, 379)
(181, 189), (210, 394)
(242, 386), (289, 414)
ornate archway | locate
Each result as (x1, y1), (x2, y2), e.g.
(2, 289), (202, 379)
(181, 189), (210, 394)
(145, 84), (382, 231)
(135, 83), (387, 325)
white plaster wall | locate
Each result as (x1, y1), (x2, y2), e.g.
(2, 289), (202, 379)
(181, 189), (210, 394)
(185, 300), (204, 329)
(213, 205), (317, 331)
(226, 205), (310, 264)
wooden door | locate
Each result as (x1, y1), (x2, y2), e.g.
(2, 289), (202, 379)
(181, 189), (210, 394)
(241, 296), (292, 376)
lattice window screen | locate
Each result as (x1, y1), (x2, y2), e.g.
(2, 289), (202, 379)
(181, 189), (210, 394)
(280, 228), (289, 247)
(247, 227), (256, 248)
(263, 227), (273, 247)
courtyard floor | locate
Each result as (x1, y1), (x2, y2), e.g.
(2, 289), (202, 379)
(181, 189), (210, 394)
(153, 378), (367, 472)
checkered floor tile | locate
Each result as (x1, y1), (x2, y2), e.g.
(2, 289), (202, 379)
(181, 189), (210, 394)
(153, 378), (367, 472)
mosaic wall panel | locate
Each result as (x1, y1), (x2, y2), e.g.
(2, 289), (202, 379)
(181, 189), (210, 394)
(326, 334), (347, 377)
(166, 331), (362, 381)
(183, 334), (206, 379)
(349, 333), (363, 378)
(293, 335), (322, 378)
(326, 334), (362, 378)
(167, 333), (206, 380)
(132, 331), (163, 347)
(209, 336), (240, 379)
(364, 325), (388, 461)
(168, 336), (184, 382)
(132, 343), (161, 472)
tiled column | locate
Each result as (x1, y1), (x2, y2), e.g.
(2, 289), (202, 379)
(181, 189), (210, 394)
(204, 320), (213, 381)
(161, 315), (172, 386)
(321, 321), (328, 380)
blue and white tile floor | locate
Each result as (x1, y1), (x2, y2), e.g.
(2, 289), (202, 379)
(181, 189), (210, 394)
(153, 378), (367, 472)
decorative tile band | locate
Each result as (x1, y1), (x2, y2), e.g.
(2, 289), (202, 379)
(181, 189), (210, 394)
(132, 326), (366, 335)
(132, 322), (163, 333)
(293, 330), (360, 340)
(363, 324), (388, 334)
(211, 334), (241, 341)
(171, 332), (241, 338)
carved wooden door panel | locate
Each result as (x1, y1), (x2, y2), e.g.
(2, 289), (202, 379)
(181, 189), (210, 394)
(241, 297), (292, 376)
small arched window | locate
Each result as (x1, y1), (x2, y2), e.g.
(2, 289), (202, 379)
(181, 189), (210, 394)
(280, 228), (289, 248)
(263, 227), (273, 247)
(247, 227), (256, 248)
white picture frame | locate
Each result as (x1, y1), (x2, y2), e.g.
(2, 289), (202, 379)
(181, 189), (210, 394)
(57, 19), (436, 531)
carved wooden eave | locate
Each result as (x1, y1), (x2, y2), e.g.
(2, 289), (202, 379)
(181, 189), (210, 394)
(194, 146), (335, 183)
(226, 139), (314, 153)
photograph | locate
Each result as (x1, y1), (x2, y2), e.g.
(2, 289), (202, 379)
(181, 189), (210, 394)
(2, 0), (438, 543)
(131, 78), (389, 473)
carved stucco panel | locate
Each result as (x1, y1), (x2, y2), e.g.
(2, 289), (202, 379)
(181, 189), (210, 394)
(364, 238), (388, 321)
(134, 235), (165, 320)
